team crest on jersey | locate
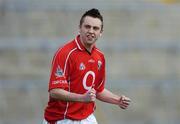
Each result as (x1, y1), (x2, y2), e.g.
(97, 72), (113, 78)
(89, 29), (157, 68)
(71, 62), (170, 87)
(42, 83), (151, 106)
(55, 65), (63, 78)
(79, 63), (86, 70)
(98, 60), (102, 70)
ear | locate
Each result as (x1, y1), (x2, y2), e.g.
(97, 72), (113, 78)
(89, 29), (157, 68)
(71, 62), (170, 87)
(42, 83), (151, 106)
(100, 29), (103, 37)
(78, 26), (80, 34)
(99, 31), (103, 37)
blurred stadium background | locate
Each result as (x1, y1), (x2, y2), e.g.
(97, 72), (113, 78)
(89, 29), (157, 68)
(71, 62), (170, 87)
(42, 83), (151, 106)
(0, 0), (180, 124)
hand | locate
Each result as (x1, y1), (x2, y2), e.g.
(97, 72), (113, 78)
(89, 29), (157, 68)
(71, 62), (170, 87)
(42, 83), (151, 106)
(83, 88), (96, 102)
(118, 95), (131, 109)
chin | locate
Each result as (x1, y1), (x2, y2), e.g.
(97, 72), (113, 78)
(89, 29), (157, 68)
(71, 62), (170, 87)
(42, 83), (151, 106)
(87, 40), (95, 45)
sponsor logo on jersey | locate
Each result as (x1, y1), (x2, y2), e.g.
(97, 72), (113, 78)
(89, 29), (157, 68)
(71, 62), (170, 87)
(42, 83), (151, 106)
(55, 65), (63, 78)
(79, 62), (86, 70)
(52, 80), (67, 85)
(88, 59), (95, 63)
(98, 60), (102, 70)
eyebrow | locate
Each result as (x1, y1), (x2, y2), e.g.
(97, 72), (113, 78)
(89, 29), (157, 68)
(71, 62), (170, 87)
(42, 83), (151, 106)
(84, 24), (100, 30)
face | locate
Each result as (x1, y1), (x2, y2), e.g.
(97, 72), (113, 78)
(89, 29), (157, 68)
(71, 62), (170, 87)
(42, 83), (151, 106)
(79, 16), (103, 49)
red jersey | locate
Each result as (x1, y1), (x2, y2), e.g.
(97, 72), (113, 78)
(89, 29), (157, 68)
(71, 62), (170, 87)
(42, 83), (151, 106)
(44, 35), (105, 122)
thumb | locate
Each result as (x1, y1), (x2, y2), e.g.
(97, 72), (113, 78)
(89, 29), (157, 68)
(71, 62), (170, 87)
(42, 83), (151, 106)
(91, 88), (96, 94)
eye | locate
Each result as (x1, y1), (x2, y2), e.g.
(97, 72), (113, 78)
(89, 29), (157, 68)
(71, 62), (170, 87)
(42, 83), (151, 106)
(84, 25), (91, 29)
(93, 26), (100, 31)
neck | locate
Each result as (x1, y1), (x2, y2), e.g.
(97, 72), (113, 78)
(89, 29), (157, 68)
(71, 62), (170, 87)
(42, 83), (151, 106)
(85, 46), (92, 53)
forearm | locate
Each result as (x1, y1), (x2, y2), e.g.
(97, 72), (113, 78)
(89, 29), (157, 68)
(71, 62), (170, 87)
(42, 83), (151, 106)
(96, 89), (120, 105)
(49, 88), (84, 102)
(50, 88), (96, 102)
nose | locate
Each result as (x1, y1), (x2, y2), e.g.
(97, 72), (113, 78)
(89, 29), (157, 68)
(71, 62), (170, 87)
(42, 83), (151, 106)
(88, 27), (94, 33)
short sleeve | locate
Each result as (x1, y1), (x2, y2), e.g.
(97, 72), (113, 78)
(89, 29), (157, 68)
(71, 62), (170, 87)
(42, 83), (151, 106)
(48, 49), (69, 91)
(95, 56), (105, 93)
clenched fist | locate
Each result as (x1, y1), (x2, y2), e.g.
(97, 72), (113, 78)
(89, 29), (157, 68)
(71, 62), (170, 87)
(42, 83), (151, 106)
(118, 95), (131, 109)
(83, 88), (96, 102)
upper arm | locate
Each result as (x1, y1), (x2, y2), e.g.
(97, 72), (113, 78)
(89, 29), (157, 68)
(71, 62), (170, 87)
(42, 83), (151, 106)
(95, 55), (106, 93)
(48, 48), (70, 91)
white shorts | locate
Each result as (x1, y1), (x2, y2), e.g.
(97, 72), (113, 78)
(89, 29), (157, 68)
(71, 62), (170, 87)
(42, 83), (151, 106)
(42, 114), (98, 124)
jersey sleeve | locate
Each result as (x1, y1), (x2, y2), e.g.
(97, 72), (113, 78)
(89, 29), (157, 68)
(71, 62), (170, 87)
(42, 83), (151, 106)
(48, 48), (70, 91)
(95, 56), (105, 93)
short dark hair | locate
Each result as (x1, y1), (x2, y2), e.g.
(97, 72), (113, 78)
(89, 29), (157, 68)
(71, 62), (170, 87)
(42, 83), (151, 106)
(80, 8), (103, 30)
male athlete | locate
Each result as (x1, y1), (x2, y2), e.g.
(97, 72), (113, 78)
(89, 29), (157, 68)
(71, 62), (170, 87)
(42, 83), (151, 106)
(43, 8), (131, 124)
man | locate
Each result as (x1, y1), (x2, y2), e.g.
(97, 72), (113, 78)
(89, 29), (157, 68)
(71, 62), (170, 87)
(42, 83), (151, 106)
(43, 8), (131, 124)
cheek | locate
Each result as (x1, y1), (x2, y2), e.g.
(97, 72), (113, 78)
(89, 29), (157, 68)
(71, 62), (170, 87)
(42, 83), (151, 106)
(96, 33), (101, 38)
(80, 29), (88, 35)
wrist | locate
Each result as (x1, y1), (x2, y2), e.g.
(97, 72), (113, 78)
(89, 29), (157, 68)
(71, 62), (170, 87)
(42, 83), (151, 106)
(67, 92), (84, 102)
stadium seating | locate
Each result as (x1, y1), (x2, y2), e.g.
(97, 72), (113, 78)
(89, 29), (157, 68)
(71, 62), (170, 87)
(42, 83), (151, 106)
(0, 1), (180, 124)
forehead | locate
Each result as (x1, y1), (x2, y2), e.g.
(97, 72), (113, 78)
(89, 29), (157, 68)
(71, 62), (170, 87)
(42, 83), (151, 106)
(82, 16), (102, 27)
